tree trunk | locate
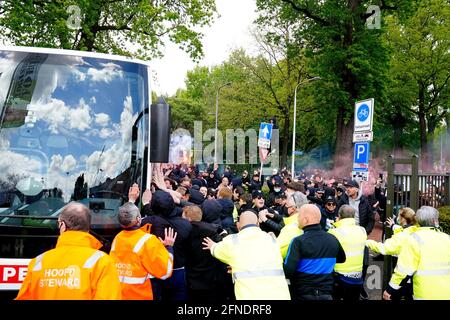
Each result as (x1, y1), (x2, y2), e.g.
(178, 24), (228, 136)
(446, 111), (450, 135)
(393, 111), (406, 155)
(335, 107), (354, 174)
(74, 1), (102, 51)
(418, 84), (429, 170)
(334, 2), (357, 175)
(281, 113), (290, 169)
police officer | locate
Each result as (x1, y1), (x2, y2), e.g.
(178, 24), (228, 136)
(328, 205), (367, 301)
(202, 211), (290, 300)
(383, 206), (450, 300)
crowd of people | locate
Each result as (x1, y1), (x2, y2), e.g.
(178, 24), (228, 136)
(16, 163), (450, 301)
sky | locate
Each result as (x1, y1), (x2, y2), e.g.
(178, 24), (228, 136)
(149, 0), (258, 96)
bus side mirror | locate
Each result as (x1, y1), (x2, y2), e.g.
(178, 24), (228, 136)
(150, 98), (171, 163)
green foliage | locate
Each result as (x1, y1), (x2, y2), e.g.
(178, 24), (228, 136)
(0, 0), (217, 60)
(383, 0), (450, 158)
(167, 93), (205, 132)
(438, 206), (450, 234)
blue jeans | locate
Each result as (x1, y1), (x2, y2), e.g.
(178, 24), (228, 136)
(151, 268), (187, 301)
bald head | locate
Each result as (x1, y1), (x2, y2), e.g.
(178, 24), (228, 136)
(59, 202), (91, 232)
(298, 204), (321, 229)
(238, 211), (259, 230)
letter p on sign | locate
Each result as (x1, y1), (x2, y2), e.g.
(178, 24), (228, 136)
(354, 142), (370, 164)
(0, 259), (31, 290)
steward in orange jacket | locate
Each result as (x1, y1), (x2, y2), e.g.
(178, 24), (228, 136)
(16, 202), (121, 300)
(109, 202), (176, 300)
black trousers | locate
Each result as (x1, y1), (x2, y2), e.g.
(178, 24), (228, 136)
(333, 277), (363, 301)
(295, 289), (333, 301)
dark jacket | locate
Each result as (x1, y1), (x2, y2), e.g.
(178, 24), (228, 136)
(336, 193), (348, 211)
(284, 224), (346, 298)
(141, 205), (173, 240)
(201, 199), (223, 225)
(148, 190), (192, 269)
(249, 180), (262, 193)
(206, 176), (219, 189)
(216, 198), (235, 230)
(189, 188), (205, 205)
(185, 221), (229, 291)
(319, 207), (338, 230)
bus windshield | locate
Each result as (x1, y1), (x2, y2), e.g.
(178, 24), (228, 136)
(0, 49), (148, 230)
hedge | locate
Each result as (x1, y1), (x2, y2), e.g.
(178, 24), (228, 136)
(438, 206), (450, 234)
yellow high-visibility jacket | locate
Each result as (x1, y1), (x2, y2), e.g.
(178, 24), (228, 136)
(210, 225), (290, 300)
(109, 226), (173, 300)
(16, 231), (121, 300)
(388, 227), (450, 300)
(277, 213), (303, 259)
(328, 218), (367, 281)
(366, 225), (418, 256)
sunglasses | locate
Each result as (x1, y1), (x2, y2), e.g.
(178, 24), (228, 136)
(254, 196), (263, 200)
(326, 203), (336, 207)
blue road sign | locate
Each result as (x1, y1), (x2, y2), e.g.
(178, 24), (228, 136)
(354, 142), (370, 164)
(357, 104), (370, 122)
(259, 123), (273, 140)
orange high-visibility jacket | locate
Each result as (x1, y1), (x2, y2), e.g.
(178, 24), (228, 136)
(109, 226), (174, 300)
(16, 231), (122, 300)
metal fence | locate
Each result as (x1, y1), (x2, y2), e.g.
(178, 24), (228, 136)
(391, 173), (449, 210)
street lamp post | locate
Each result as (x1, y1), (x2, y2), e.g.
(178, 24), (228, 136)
(214, 82), (232, 164)
(291, 77), (321, 177)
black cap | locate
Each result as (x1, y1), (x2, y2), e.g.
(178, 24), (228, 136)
(252, 190), (264, 199)
(344, 179), (359, 189)
(275, 192), (287, 199)
(325, 196), (336, 204)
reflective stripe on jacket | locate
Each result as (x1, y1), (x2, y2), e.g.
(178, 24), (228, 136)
(366, 225), (418, 256)
(388, 227), (450, 300)
(109, 226), (173, 300)
(328, 218), (367, 281)
(16, 231), (121, 300)
(211, 226), (290, 300)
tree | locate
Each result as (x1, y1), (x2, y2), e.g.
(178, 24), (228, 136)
(167, 93), (206, 132)
(384, 0), (450, 167)
(255, 0), (415, 170)
(0, 0), (216, 60)
(232, 23), (313, 168)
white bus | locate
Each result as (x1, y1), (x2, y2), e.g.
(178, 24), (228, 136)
(0, 47), (170, 294)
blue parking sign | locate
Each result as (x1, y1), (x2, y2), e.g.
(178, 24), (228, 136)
(354, 142), (370, 164)
(259, 123), (273, 140)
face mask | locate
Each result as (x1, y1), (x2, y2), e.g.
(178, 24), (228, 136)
(274, 188), (281, 193)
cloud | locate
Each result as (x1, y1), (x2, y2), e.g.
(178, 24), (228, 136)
(49, 154), (63, 172)
(90, 96), (97, 104)
(87, 62), (123, 83)
(62, 155), (77, 173)
(0, 150), (42, 178)
(84, 95), (136, 187)
(120, 96), (134, 144)
(30, 99), (69, 133)
(29, 98), (92, 133)
(69, 99), (91, 131)
(31, 54), (87, 103)
(0, 53), (19, 105)
(95, 113), (110, 127)
(99, 128), (115, 139)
